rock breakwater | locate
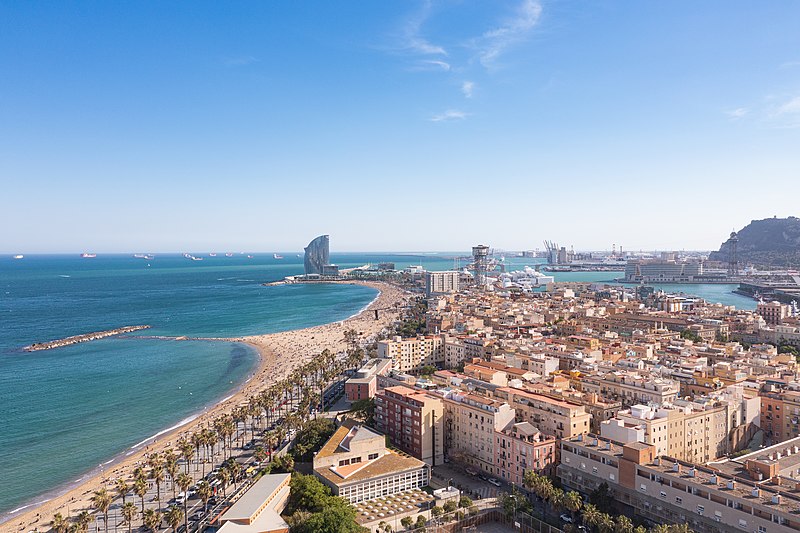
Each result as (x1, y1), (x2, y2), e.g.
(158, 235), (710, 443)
(23, 325), (151, 352)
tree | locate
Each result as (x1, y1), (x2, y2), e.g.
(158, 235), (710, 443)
(91, 488), (112, 533)
(290, 418), (336, 462)
(176, 472), (193, 531)
(133, 477), (147, 516)
(115, 478), (130, 505)
(414, 515), (427, 530)
(74, 511), (92, 533)
(177, 437), (195, 474)
(196, 480), (212, 512)
(581, 503), (603, 531)
(121, 502), (138, 533)
(285, 474), (365, 532)
(401, 516), (414, 530)
(148, 454), (165, 509)
(431, 506), (443, 519)
(459, 495), (473, 508)
(614, 515), (634, 533)
(589, 482), (614, 510)
(50, 512), (69, 533)
(349, 398), (376, 426)
(560, 490), (583, 519)
(143, 509), (162, 533)
(165, 505), (184, 533)
(443, 500), (457, 514)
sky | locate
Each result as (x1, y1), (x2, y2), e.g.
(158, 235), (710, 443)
(1, 1), (799, 254)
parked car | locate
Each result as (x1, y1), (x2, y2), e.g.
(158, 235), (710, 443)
(487, 478), (502, 487)
(560, 514), (574, 523)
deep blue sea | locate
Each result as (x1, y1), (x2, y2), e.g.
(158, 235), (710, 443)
(0, 252), (755, 517)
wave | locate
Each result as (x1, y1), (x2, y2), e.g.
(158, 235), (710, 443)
(58, 275), (71, 278)
(7, 499), (51, 515)
(236, 279), (255, 282)
(345, 287), (381, 321)
(129, 413), (199, 449)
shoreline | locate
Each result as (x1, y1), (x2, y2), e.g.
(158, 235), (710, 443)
(3, 280), (409, 532)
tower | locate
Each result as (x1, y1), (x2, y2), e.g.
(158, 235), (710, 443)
(727, 231), (739, 277)
(472, 245), (489, 287)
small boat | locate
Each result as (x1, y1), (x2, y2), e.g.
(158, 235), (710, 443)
(81, 253), (97, 258)
(247, 255), (254, 259)
(225, 253), (234, 257)
(13, 254), (24, 259)
(191, 256), (203, 261)
(273, 253), (284, 259)
(209, 253), (217, 257)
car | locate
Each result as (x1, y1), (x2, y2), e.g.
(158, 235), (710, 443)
(560, 514), (574, 523)
(465, 468), (478, 476)
(578, 526), (588, 532)
(487, 478), (502, 487)
(478, 474), (488, 482)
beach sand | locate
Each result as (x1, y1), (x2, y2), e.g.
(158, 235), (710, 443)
(3, 281), (410, 533)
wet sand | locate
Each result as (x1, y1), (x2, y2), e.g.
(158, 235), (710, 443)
(3, 281), (409, 533)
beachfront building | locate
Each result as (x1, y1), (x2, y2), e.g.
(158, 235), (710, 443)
(217, 473), (291, 533)
(313, 421), (430, 504)
(303, 234), (330, 275)
(374, 385), (444, 466)
(345, 358), (393, 403)
(425, 271), (460, 297)
(378, 335), (444, 373)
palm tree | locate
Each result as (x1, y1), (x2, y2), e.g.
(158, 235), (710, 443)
(216, 467), (231, 497)
(191, 431), (204, 475)
(615, 515), (634, 533)
(149, 456), (165, 509)
(133, 477), (148, 516)
(225, 458), (242, 490)
(560, 491), (583, 521)
(177, 437), (194, 475)
(115, 477), (130, 506)
(196, 480), (212, 512)
(176, 472), (193, 531)
(51, 512), (69, 533)
(91, 488), (112, 533)
(121, 502), (138, 533)
(164, 449), (179, 500)
(165, 505), (184, 533)
(581, 503), (603, 531)
(75, 510), (92, 533)
(143, 509), (162, 533)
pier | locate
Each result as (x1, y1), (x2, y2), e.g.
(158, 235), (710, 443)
(23, 325), (151, 352)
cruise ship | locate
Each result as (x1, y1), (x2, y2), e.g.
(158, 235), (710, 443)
(498, 267), (555, 291)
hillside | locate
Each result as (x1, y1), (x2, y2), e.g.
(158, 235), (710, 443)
(709, 217), (800, 268)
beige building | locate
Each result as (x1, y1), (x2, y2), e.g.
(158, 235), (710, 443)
(425, 271), (460, 297)
(378, 335), (444, 373)
(580, 372), (680, 406)
(559, 435), (800, 533)
(495, 387), (591, 440)
(442, 391), (515, 475)
(313, 422), (430, 504)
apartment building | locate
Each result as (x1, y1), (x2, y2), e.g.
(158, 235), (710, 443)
(580, 372), (680, 406)
(761, 389), (800, 445)
(345, 358), (393, 403)
(425, 271), (460, 297)
(494, 421), (558, 485)
(374, 385), (444, 466)
(496, 386), (591, 439)
(378, 335), (444, 373)
(559, 435), (800, 533)
(600, 402), (730, 463)
(442, 391), (515, 475)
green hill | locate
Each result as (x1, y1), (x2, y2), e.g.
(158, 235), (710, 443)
(709, 217), (800, 268)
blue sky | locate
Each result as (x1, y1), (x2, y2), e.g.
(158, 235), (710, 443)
(1, 1), (799, 253)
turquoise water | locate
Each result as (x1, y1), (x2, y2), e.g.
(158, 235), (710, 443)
(0, 252), (755, 517)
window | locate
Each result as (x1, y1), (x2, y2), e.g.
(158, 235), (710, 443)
(738, 519), (747, 529)
(697, 505), (704, 515)
(759, 526), (767, 533)
(640, 484), (647, 492)
(368, 453), (379, 460)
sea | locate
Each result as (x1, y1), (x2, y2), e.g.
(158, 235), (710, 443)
(0, 252), (756, 518)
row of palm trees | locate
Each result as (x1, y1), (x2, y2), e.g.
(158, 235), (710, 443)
(50, 329), (368, 533)
(522, 472), (693, 533)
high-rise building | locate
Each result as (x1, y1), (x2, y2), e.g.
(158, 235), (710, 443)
(303, 235), (330, 275)
(425, 271), (459, 297)
(375, 385), (444, 466)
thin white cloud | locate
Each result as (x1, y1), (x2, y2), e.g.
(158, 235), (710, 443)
(779, 61), (800, 69)
(461, 81), (475, 98)
(430, 109), (468, 122)
(415, 60), (451, 72)
(402, 1), (447, 56)
(776, 96), (800, 115)
(725, 108), (749, 120)
(473, 0), (542, 67)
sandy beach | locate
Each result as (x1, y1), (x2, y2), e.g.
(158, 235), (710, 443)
(3, 280), (410, 533)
